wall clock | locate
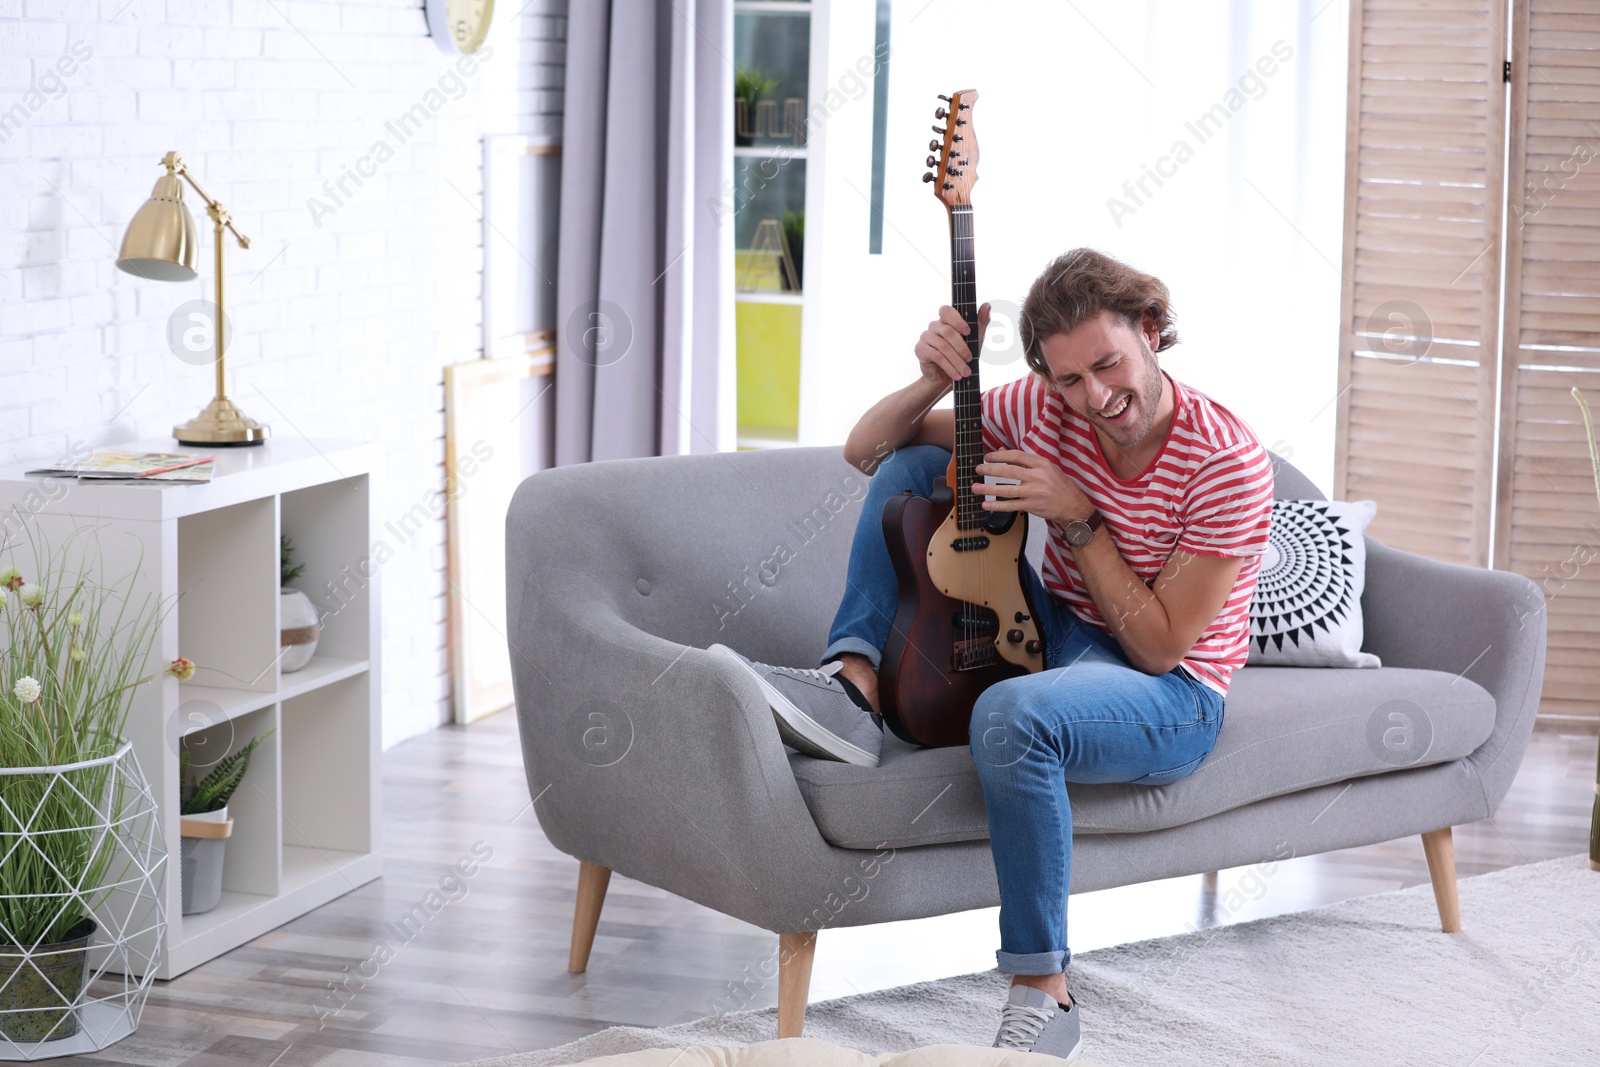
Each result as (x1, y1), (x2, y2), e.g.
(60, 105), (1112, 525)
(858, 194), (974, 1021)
(425, 0), (494, 55)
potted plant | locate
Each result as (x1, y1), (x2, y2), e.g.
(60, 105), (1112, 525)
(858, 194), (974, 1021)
(781, 209), (804, 291)
(178, 728), (273, 916)
(0, 525), (185, 1047)
(735, 66), (779, 146)
(279, 535), (319, 673)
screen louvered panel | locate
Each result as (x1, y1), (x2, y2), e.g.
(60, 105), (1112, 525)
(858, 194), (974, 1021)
(1495, 0), (1600, 731)
(1334, 0), (1507, 567)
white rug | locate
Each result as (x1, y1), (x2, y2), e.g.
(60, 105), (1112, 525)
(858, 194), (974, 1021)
(463, 854), (1600, 1066)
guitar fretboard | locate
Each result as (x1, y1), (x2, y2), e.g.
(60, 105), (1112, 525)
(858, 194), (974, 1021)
(949, 205), (985, 532)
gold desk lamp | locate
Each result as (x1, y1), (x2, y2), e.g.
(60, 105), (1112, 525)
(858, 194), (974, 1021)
(116, 151), (268, 446)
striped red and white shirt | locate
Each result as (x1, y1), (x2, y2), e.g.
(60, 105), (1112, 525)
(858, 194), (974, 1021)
(981, 370), (1274, 696)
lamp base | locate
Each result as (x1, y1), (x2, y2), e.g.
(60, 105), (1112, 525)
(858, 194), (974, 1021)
(174, 396), (270, 446)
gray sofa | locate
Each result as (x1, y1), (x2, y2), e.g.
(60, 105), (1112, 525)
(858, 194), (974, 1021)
(505, 446), (1547, 1038)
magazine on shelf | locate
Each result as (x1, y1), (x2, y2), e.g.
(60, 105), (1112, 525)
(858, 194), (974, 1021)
(25, 451), (217, 483)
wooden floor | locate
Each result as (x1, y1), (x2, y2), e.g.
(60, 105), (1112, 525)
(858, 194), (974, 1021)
(67, 711), (1595, 1067)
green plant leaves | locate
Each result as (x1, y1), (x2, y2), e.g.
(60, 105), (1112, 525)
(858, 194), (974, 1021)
(181, 728), (275, 815)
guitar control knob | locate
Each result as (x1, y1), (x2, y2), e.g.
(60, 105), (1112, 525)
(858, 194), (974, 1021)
(1026, 639), (1043, 655)
(1014, 611), (1031, 623)
(1006, 629), (1024, 644)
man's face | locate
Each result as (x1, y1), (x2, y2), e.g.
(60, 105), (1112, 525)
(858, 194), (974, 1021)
(1037, 309), (1165, 456)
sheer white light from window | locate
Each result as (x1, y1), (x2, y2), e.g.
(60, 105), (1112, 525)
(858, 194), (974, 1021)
(800, 0), (1349, 492)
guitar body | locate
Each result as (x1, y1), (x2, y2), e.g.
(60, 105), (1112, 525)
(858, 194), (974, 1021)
(875, 87), (1047, 748)
(879, 476), (1045, 748)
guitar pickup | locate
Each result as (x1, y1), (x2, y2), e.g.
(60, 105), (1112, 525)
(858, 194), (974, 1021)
(950, 535), (991, 552)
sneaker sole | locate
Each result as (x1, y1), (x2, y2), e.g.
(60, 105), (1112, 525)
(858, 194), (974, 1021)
(995, 1032), (1083, 1060)
(709, 644), (880, 768)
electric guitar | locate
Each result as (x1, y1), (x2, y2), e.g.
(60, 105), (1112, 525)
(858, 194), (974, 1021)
(877, 89), (1045, 749)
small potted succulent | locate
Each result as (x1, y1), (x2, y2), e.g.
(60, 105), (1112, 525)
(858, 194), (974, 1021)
(279, 535), (320, 673)
(179, 728), (273, 915)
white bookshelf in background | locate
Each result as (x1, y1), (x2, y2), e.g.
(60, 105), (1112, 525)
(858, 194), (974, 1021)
(0, 437), (382, 979)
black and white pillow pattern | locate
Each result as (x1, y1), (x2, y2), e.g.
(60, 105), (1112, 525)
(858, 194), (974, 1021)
(1248, 499), (1381, 668)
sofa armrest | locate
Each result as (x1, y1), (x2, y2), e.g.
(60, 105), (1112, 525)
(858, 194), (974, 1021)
(1360, 538), (1548, 815)
(506, 565), (839, 927)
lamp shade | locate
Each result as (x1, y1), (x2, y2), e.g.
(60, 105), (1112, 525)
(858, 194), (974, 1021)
(116, 172), (199, 282)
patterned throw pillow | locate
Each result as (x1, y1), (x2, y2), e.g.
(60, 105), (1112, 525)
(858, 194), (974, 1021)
(1247, 499), (1381, 668)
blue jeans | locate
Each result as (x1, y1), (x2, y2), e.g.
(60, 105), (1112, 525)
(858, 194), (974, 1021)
(822, 445), (1225, 976)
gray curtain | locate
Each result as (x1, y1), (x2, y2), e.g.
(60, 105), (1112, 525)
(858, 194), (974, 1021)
(556, 0), (733, 465)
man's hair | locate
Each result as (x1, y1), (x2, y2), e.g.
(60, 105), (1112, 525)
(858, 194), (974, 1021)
(1019, 248), (1179, 377)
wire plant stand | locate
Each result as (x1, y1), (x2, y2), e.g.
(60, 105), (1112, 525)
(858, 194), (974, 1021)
(0, 741), (166, 1059)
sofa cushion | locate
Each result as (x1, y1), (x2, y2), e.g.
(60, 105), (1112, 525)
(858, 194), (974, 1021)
(787, 666), (1498, 850)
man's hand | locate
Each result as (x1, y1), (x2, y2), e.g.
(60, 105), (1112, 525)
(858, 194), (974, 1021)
(915, 303), (992, 386)
(973, 449), (1093, 526)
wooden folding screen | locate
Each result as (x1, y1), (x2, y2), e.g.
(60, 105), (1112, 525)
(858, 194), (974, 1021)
(1338, 0), (1600, 732)
(1334, 0), (1508, 568)
(1495, 1), (1600, 732)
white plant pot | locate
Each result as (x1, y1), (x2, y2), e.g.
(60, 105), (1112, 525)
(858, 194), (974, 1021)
(279, 588), (321, 672)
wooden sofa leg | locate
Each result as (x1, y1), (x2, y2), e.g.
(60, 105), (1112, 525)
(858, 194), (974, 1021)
(569, 860), (612, 973)
(1421, 827), (1461, 933)
(777, 931), (817, 1038)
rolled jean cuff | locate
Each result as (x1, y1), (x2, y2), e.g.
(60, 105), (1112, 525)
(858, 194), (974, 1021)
(996, 948), (1070, 976)
(820, 636), (881, 671)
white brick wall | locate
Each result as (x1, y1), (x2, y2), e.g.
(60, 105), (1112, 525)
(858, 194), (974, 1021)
(0, 0), (567, 748)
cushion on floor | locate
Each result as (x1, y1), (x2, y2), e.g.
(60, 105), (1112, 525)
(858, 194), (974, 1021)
(561, 1037), (1093, 1065)
(787, 666), (1497, 849)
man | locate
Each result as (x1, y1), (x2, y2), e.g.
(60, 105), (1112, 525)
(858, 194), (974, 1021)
(711, 248), (1274, 1059)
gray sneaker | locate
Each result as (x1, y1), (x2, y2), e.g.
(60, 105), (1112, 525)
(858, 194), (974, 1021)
(992, 984), (1083, 1060)
(709, 644), (882, 767)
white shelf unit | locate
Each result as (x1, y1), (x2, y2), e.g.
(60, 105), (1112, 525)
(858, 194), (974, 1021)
(0, 437), (382, 979)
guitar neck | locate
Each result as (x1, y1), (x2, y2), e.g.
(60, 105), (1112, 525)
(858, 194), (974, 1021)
(949, 204), (984, 531)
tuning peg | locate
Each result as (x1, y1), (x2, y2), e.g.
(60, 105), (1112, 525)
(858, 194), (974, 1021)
(932, 125), (945, 135)
(924, 155), (935, 167)
(928, 139), (939, 152)
(953, 134), (963, 142)
(937, 94), (952, 102)
(943, 181), (953, 190)
(934, 107), (947, 119)
(959, 102), (971, 110)
(923, 172), (935, 183)
(955, 118), (966, 126)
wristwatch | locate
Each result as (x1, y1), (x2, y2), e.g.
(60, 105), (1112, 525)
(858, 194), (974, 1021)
(1063, 509), (1103, 548)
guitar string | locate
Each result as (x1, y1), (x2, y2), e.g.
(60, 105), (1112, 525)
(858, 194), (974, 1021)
(954, 205), (982, 665)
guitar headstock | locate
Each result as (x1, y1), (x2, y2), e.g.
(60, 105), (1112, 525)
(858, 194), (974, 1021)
(923, 89), (979, 208)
